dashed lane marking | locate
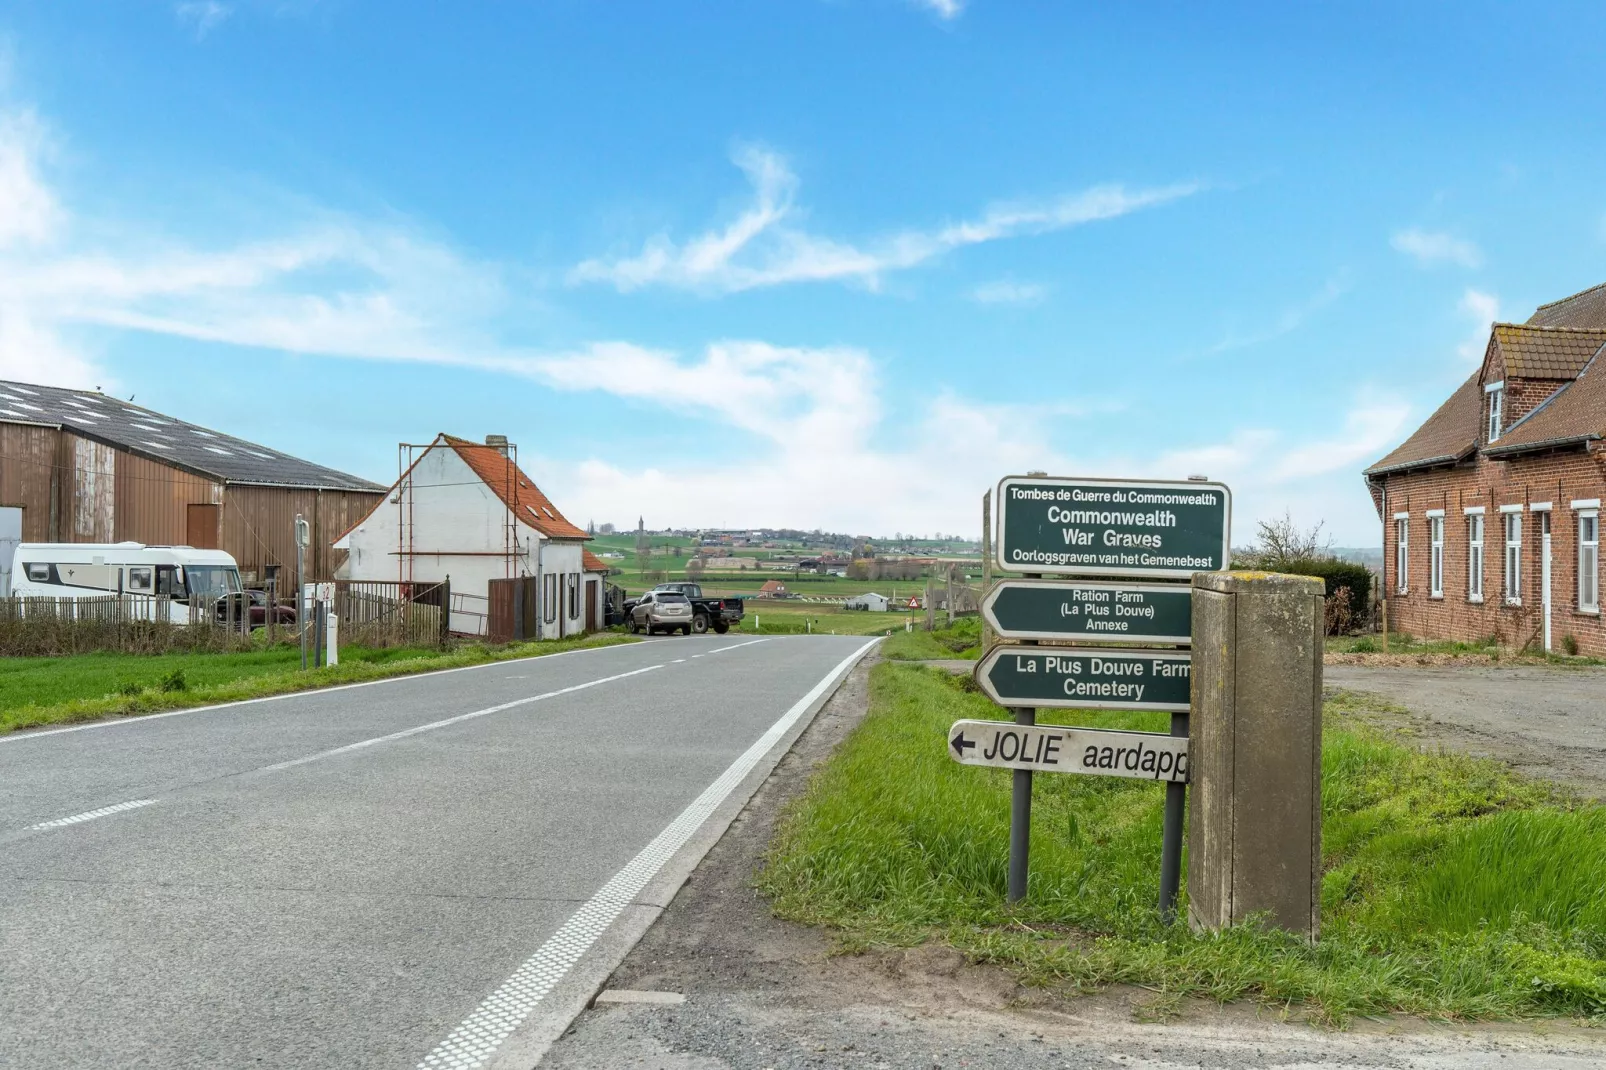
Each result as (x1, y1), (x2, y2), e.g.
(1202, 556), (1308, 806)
(257, 665), (663, 775)
(29, 799), (157, 830)
(415, 638), (878, 1070)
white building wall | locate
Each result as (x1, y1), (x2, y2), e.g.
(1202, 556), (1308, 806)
(343, 446), (589, 637)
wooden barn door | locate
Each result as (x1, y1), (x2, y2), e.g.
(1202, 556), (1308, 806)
(186, 504), (220, 549)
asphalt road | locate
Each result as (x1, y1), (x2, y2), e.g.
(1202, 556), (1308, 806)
(0, 634), (875, 1070)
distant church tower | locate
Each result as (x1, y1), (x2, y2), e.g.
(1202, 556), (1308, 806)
(636, 516), (647, 557)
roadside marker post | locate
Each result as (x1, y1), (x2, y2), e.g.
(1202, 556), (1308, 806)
(961, 474), (1231, 916)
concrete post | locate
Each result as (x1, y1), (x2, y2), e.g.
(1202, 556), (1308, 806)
(1188, 571), (1324, 939)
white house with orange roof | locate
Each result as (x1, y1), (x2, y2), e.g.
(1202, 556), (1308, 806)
(336, 434), (599, 636)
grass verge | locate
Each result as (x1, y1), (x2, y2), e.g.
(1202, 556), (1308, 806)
(759, 662), (1606, 1023)
(0, 633), (637, 735)
(880, 616), (983, 661)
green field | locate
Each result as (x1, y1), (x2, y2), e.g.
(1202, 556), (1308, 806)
(0, 634), (635, 735)
(760, 664), (1606, 1023)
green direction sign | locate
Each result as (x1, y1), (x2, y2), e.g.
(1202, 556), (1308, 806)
(982, 580), (1193, 645)
(975, 645), (1192, 711)
(995, 475), (1231, 579)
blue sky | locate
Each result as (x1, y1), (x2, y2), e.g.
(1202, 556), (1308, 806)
(2, 2), (1604, 544)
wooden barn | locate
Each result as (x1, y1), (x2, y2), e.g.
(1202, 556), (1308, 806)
(0, 379), (385, 593)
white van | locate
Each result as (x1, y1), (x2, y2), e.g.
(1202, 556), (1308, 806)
(9, 542), (245, 624)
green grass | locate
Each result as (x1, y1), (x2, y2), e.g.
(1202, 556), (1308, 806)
(880, 616), (984, 661)
(1328, 633), (1606, 666)
(0, 634), (637, 735)
(759, 663), (1606, 1023)
(740, 604), (908, 636)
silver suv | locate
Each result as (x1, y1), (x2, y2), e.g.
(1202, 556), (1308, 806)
(628, 591), (694, 635)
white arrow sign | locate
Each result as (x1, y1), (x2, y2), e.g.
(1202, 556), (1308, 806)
(947, 719), (1189, 783)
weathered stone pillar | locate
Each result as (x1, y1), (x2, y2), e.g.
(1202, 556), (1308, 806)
(1188, 571), (1325, 938)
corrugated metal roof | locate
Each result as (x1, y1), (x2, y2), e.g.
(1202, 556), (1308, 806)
(0, 379), (384, 491)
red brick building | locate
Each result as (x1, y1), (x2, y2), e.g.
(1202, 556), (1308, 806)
(1365, 283), (1606, 654)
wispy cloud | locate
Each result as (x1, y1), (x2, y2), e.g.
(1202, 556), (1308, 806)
(1457, 288), (1499, 363)
(0, 100), (1390, 541)
(175, 2), (232, 41)
(1391, 227), (1483, 269)
(571, 145), (1197, 294)
(970, 279), (1047, 306)
(1202, 276), (1347, 356)
(910, 0), (965, 19)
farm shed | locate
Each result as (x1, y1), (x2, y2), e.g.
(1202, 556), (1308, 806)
(0, 379), (384, 593)
(844, 592), (891, 611)
(337, 434), (596, 637)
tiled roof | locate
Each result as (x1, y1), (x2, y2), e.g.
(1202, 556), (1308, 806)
(1364, 372), (1481, 476)
(1527, 282), (1606, 329)
(1486, 350), (1606, 456)
(1491, 324), (1606, 379)
(582, 550), (611, 572)
(0, 379), (383, 491)
(441, 436), (590, 540)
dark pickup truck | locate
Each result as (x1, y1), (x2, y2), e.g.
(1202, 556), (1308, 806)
(624, 582), (744, 634)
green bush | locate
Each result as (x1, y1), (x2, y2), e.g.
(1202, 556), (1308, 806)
(1279, 556), (1372, 610)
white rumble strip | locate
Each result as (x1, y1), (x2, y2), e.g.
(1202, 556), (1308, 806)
(29, 798), (157, 830)
(416, 638), (875, 1070)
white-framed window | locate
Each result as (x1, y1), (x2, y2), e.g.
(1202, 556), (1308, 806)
(1429, 516), (1444, 598)
(1394, 516), (1409, 593)
(1504, 512), (1522, 604)
(1580, 511), (1600, 613)
(127, 566), (153, 592)
(1467, 514), (1484, 602)
(544, 573), (558, 623)
(1486, 382), (1505, 443)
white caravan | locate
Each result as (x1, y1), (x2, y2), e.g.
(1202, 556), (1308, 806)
(9, 542), (245, 624)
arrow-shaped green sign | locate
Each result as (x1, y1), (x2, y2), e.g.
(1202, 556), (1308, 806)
(982, 580), (1193, 645)
(975, 645), (1192, 711)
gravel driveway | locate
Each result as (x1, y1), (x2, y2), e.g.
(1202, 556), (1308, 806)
(1325, 663), (1606, 797)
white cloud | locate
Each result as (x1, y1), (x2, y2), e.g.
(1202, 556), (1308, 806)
(1391, 227), (1483, 269)
(971, 279), (1047, 306)
(0, 100), (1392, 543)
(1457, 288), (1499, 363)
(910, 0), (965, 18)
(1203, 276), (1347, 356)
(571, 145), (1196, 294)
(175, 2), (232, 40)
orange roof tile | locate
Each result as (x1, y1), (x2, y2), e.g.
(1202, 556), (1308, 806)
(441, 436), (590, 540)
(582, 550), (611, 572)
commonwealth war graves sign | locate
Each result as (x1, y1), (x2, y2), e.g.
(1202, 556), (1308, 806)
(981, 580), (1193, 645)
(995, 476), (1231, 579)
(975, 646), (1192, 712)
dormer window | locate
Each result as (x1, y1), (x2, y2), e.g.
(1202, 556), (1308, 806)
(1485, 381), (1504, 443)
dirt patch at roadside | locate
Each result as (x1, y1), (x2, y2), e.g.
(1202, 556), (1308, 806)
(540, 656), (1606, 1069)
(1325, 663), (1606, 798)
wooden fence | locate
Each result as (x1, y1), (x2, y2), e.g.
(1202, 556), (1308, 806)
(0, 594), (254, 656)
(333, 580), (448, 649)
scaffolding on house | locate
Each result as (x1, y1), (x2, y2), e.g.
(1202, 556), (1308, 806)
(394, 435), (520, 591)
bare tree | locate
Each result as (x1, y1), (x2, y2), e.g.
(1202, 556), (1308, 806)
(1248, 511), (1332, 569)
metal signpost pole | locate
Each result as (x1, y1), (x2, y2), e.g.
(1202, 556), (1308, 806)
(1157, 710), (1188, 921)
(294, 514), (309, 671)
(1007, 703), (1035, 903)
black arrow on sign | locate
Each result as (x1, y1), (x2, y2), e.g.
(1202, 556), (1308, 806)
(950, 731), (975, 757)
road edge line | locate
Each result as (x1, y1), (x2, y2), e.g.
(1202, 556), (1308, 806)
(466, 637), (881, 1070)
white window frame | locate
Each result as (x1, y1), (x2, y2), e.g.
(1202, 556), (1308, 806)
(1580, 509), (1600, 614)
(1466, 512), (1484, 603)
(1428, 512), (1444, 598)
(1485, 380), (1505, 443)
(1393, 514), (1409, 594)
(1503, 509), (1523, 605)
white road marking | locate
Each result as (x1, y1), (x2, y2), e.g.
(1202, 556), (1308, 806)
(416, 638), (876, 1070)
(671, 659), (687, 663)
(701, 638), (769, 655)
(29, 798), (157, 830)
(0, 641), (641, 746)
(257, 665), (663, 775)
